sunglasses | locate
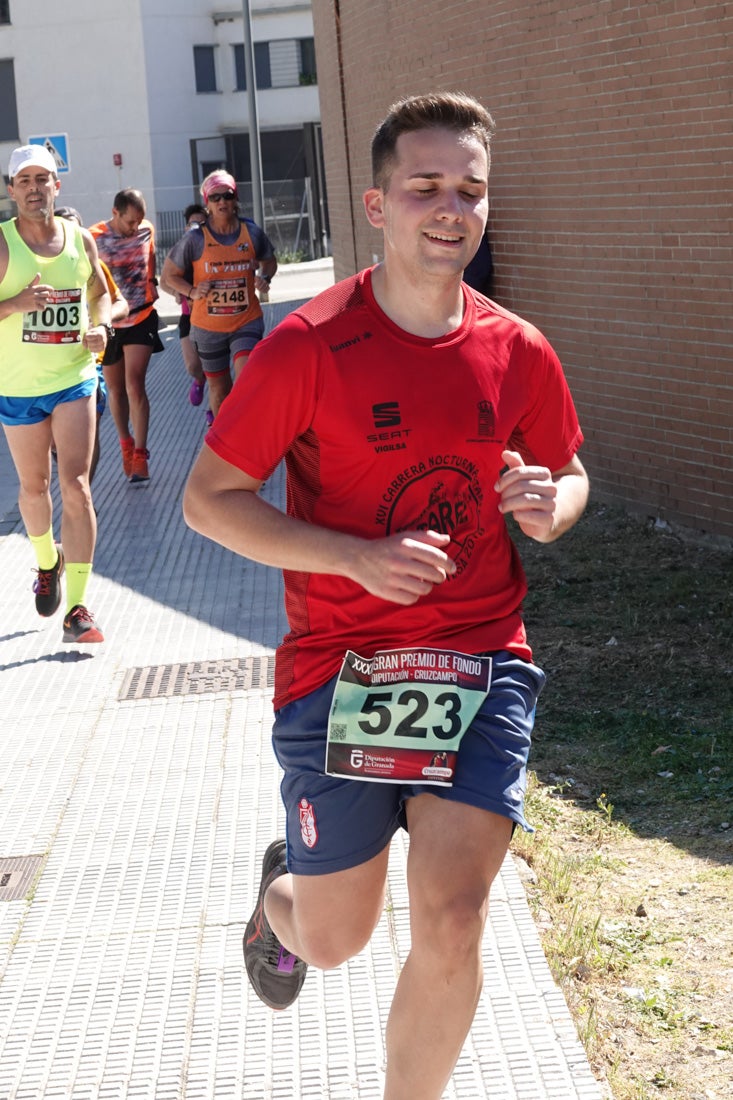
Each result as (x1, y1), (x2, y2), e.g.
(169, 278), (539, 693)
(208, 190), (236, 203)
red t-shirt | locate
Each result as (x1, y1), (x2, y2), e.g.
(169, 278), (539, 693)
(207, 268), (584, 709)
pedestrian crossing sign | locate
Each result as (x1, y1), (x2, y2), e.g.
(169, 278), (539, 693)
(28, 134), (70, 174)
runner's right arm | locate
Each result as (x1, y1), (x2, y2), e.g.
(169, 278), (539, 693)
(183, 443), (456, 606)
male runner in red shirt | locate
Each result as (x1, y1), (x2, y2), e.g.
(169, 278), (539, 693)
(184, 92), (589, 1099)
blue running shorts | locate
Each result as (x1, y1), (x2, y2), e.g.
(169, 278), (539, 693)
(272, 650), (545, 875)
(0, 377), (97, 426)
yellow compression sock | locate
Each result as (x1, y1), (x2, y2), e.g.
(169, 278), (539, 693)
(65, 563), (93, 612)
(29, 529), (58, 571)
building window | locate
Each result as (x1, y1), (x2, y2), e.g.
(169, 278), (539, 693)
(299, 38), (317, 85)
(0, 2), (9, 26)
(0, 59), (19, 142)
(194, 45), (218, 93)
(268, 40), (299, 88)
(233, 39), (316, 91)
(233, 42), (271, 91)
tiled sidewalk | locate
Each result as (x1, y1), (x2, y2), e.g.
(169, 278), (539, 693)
(0, 308), (604, 1099)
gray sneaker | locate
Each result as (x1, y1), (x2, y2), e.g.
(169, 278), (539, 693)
(243, 839), (308, 1010)
(33, 545), (64, 617)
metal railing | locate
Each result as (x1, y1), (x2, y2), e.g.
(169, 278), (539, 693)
(156, 177), (325, 268)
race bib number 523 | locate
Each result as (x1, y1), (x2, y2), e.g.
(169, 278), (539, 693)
(326, 647), (491, 786)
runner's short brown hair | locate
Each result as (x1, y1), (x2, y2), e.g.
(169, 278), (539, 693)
(371, 92), (495, 191)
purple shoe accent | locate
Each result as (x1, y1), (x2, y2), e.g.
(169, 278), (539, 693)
(205, 409), (214, 427)
(189, 380), (205, 407)
(243, 839), (308, 1009)
(277, 947), (297, 973)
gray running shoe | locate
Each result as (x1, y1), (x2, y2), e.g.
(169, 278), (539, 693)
(62, 604), (104, 644)
(33, 545), (64, 617)
(243, 839), (308, 1010)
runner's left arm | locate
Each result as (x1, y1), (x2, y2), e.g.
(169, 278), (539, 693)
(183, 444), (456, 606)
(253, 223), (277, 292)
(495, 449), (589, 543)
(99, 261), (129, 325)
(81, 229), (112, 356)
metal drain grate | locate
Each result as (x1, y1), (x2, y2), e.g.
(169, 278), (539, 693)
(118, 655), (275, 701)
(0, 855), (44, 902)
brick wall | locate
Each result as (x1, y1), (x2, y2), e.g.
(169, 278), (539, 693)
(313, 0), (733, 538)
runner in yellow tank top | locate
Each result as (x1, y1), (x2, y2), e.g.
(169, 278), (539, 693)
(0, 145), (112, 643)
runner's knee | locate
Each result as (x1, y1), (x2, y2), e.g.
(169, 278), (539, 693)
(58, 472), (92, 506)
(18, 470), (51, 498)
(410, 884), (489, 960)
(295, 917), (376, 970)
(289, 875), (386, 969)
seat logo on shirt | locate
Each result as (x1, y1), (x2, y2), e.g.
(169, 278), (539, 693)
(372, 401), (400, 428)
(367, 401), (412, 451)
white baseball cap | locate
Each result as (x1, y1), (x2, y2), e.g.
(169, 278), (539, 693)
(8, 144), (58, 179)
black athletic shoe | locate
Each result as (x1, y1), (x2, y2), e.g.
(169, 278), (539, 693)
(243, 839), (308, 1010)
(33, 545), (64, 617)
(62, 604), (104, 644)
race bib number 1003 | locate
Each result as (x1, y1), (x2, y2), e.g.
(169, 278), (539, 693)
(326, 647), (491, 786)
(22, 289), (83, 344)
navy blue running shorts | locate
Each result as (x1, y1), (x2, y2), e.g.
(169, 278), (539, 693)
(272, 649), (545, 876)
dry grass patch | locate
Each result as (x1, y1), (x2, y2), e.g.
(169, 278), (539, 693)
(509, 502), (732, 1100)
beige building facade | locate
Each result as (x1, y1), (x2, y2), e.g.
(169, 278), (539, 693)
(312, 1), (732, 538)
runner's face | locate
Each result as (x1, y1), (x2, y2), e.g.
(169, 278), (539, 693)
(206, 192), (237, 225)
(111, 207), (143, 237)
(365, 127), (489, 278)
(8, 168), (60, 219)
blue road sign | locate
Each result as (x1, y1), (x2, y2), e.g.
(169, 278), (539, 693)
(28, 134), (70, 174)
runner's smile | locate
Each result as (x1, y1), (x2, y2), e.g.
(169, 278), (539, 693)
(424, 230), (464, 247)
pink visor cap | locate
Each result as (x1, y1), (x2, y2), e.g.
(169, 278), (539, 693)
(201, 171), (237, 203)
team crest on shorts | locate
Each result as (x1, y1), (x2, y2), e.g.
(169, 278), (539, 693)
(298, 797), (318, 849)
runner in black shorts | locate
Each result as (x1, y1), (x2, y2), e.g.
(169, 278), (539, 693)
(101, 309), (162, 367)
(90, 189), (162, 483)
